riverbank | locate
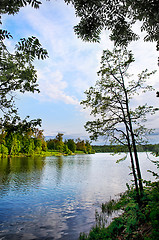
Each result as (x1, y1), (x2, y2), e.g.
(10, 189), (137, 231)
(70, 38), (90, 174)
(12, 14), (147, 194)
(79, 181), (159, 240)
(0, 149), (91, 158)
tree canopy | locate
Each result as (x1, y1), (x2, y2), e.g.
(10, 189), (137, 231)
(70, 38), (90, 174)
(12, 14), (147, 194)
(0, 116), (47, 156)
(0, 0), (42, 16)
(64, 0), (159, 51)
(81, 49), (157, 145)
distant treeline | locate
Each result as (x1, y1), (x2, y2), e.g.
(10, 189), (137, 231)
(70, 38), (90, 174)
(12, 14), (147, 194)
(92, 144), (159, 153)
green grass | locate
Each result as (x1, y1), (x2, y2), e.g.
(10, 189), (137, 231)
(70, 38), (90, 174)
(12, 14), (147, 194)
(0, 149), (90, 158)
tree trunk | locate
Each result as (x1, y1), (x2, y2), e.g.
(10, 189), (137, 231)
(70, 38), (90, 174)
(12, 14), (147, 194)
(131, 132), (143, 195)
(128, 142), (141, 204)
(122, 76), (143, 196)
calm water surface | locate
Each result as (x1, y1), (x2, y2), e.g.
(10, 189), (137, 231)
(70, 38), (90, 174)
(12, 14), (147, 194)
(0, 153), (158, 240)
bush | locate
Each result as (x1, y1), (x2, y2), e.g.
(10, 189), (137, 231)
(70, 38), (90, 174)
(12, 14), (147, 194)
(0, 144), (8, 157)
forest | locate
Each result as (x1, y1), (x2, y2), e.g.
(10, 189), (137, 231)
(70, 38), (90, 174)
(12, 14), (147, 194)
(92, 144), (159, 154)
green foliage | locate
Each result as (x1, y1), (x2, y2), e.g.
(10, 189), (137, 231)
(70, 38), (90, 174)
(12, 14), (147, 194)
(0, 0), (42, 16)
(63, 144), (72, 155)
(65, 0), (159, 51)
(42, 140), (47, 151)
(0, 144), (8, 157)
(0, 119), (47, 157)
(26, 138), (35, 156)
(147, 158), (159, 179)
(10, 135), (21, 155)
(79, 216), (124, 240)
(0, 0), (48, 139)
(34, 138), (42, 152)
(76, 138), (87, 152)
(92, 144), (159, 153)
(0, 35), (48, 117)
(47, 136), (94, 155)
(101, 199), (117, 215)
(47, 139), (56, 150)
(85, 140), (93, 154)
(65, 139), (76, 153)
(81, 49), (156, 145)
(55, 133), (64, 152)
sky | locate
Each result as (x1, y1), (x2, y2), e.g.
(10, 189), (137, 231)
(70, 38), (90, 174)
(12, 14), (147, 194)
(2, 0), (159, 144)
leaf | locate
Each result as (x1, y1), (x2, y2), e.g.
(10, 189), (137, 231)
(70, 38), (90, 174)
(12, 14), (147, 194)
(116, 155), (127, 163)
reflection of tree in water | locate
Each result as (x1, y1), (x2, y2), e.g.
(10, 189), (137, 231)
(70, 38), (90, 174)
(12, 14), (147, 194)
(0, 156), (45, 196)
(50, 155), (91, 185)
(56, 156), (64, 170)
(0, 158), (11, 193)
(55, 156), (64, 185)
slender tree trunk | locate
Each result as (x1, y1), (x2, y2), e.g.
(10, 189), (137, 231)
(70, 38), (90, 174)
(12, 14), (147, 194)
(113, 85), (141, 203)
(124, 92), (143, 195)
(124, 121), (140, 204)
(121, 72), (143, 196)
(130, 132), (143, 195)
(127, 139), (140, 204)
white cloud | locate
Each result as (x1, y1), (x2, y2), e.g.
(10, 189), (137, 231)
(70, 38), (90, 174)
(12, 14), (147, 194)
(19, 2), (103, 88)
(37, 69), (79, 105)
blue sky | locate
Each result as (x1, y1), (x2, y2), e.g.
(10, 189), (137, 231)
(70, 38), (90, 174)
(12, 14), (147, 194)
(2, 0), (159, 144)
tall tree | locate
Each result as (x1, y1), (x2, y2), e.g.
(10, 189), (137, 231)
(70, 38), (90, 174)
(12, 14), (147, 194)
(0, 0), (48, 130)
(81, 48), (158, 203)
(66, 139), (76, 152)
(76, 138), (86, 152)
(55, 133), (64, 152)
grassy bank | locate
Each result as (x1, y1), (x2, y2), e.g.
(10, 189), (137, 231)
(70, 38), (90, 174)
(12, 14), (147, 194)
(0, 149), (90, 158)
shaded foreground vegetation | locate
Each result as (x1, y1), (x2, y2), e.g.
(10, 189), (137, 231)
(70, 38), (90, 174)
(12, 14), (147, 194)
(79, 179), (159, 240)
(79, 159), (159, 240)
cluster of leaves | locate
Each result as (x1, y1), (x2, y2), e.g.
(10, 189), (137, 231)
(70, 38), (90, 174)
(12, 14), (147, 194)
(0, 0), (48, 132)
(0, 0), (42, 17)
(65, 0), (159, 51)
(79, 179), (159, 240)
(0, 35), (48, 116)
(47, 133), (95, 155)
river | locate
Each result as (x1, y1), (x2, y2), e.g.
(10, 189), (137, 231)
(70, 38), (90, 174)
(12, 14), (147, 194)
(0, 152), (158, 240)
